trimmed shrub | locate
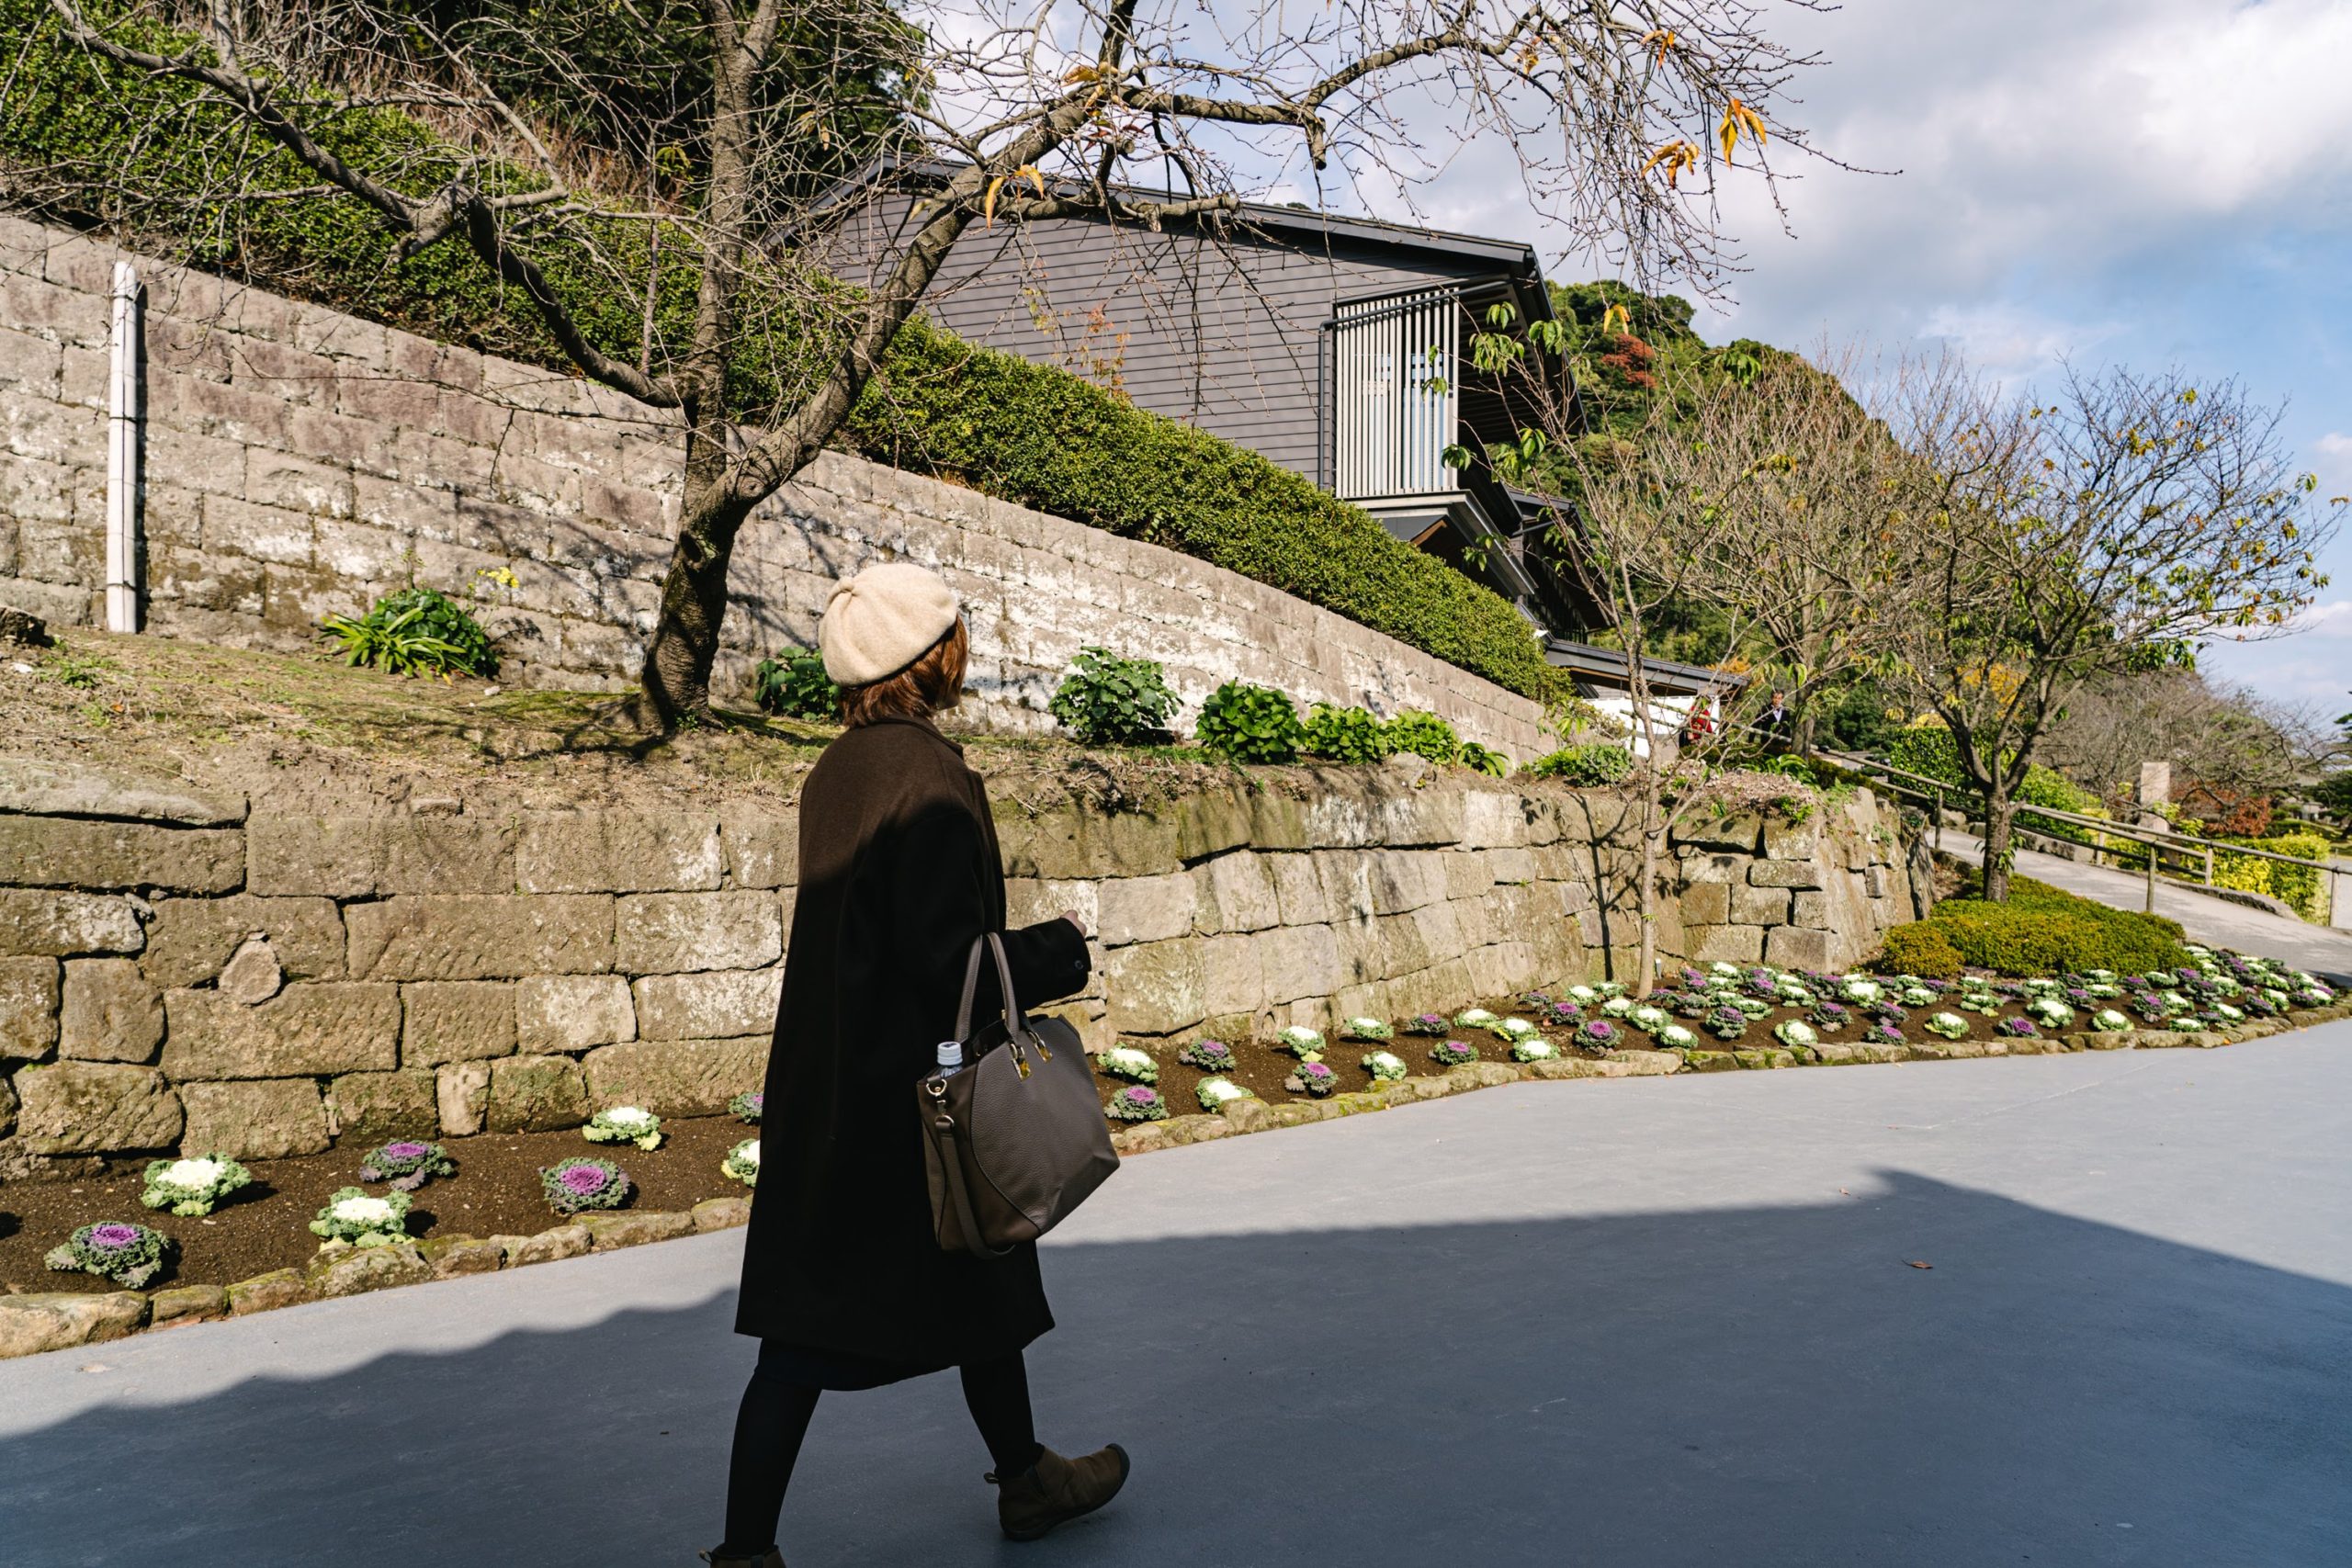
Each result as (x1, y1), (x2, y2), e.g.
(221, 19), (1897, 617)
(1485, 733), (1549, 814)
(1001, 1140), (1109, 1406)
(1877, 922), (1965, 979)
(322, 588), (496, 678)
(1384, 710), (1461, 766)
(1897, 875), (2190, 977)
(1524, 744), (1634, 785)
(1300, 703), (1392, 764)
(1048, 647), (1178, 745)
(752, 649), (840, 720)
(2214, 832), (2332, 922)
(1194, 682), (1303, 763)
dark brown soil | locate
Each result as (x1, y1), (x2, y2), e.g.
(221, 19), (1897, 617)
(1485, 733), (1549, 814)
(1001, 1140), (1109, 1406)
(0, 1113), (761, 1294)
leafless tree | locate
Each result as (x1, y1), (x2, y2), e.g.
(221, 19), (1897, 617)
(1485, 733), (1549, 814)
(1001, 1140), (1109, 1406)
(2039, 669), (2321, 814)
(1876, 352), (2342, 900)
(34, 0), (1837, 728)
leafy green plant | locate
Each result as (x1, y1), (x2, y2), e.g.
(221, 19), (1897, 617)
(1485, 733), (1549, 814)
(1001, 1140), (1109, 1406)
(1877, 922), (1965, 979)
(1300, 703), (1391, 764)
(753, 649), (841, 720)
(1384, 709), (1461, 765)
(1194, 681), (1303, 763)
(1458, 741), (1510, 776)
(40, 649), (107, 689)
(1048, 647), (1178, 744)
(321, 588), (496, 678)
(1524, 743), (1634, 785)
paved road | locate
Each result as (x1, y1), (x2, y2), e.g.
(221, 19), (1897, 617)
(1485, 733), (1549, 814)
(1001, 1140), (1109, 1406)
(1940, 827), (2352, 985)
(6, 1029), (2352, 1567)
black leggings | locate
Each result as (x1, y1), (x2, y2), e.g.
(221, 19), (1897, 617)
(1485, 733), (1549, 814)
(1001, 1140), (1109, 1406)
(718, 1344), (1041, 1556)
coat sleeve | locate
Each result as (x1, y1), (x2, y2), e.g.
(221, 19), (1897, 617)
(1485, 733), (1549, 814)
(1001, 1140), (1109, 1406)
(888, 797), (1092, 1052)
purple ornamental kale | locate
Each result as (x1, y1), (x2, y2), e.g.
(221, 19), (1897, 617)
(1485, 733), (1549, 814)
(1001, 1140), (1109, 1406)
(1579, 1020), (1619, 1048)
(1865, 1021), (1905, 1046)
(1996, 1016), (2040, 1038)
(88, 1222), (141, 1249)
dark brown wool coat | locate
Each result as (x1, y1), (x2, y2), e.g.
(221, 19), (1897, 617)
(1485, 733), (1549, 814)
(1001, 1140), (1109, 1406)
(734, 716), (1091, 1370)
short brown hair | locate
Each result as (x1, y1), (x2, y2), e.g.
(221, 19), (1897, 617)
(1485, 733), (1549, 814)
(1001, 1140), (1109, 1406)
(840, 617), (968, 727)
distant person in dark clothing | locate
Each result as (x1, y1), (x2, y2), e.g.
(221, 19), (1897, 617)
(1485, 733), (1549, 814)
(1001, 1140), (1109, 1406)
(1757, 690), (1795, 750)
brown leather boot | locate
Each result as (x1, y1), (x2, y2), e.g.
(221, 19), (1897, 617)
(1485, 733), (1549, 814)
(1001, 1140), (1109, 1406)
(989, 1443), (1131, 1541)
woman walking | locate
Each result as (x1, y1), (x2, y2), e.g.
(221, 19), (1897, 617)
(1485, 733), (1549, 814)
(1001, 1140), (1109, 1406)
(707, 563), (1129, 1567)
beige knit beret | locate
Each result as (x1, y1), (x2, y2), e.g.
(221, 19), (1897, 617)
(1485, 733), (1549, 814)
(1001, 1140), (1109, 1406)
(818, 561), (961, 686)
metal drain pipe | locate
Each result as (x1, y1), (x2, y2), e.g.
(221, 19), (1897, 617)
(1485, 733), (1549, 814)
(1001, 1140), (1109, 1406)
(106, 260), (143, 633)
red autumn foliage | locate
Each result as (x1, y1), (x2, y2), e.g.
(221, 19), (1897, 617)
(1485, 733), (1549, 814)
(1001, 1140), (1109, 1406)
(2175, 780), (2274, 837)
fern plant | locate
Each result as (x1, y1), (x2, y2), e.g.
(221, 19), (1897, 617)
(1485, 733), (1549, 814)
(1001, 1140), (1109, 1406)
(1048, 647), (1178, 744)
(1194, 681), (1303, 763)
(1301, 703), (1391, 763)
(753, 649), (840, 720)
(321, 588), (496, 678)
(1384, 709), (1461, 765)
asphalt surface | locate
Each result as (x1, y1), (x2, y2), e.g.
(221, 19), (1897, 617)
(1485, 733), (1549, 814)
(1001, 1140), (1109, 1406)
(6, 1026), (2350, 1567)
(1939, 828), (2352, 986)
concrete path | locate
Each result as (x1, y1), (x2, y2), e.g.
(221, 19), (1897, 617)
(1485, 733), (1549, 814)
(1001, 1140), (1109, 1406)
(6, 1028), (2352, 1567)
(1939, 827), (2352, 985)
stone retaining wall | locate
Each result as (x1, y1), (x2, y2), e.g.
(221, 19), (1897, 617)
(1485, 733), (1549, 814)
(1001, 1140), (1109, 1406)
(0, 752), (1926, 1172)
(0, 214), (1544, 755)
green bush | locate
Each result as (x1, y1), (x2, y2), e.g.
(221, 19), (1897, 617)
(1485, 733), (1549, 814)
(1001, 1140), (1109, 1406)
(2214, 832), (2333, 922)
(1194, 682), (1303, 763)
(1876, 922), (1965, 979)
(321, 588), (496, 678)
(1047, 647), (1178, 745)
(1524, 744), (1634, 785)
(1458, 741), (1510, 777)
(0, 0), (1567, 707)
(1904, 874), (2190, 976)
(1300, 703), (1392, 764)
(752, 649), (840, 721)
(1384, 710), (1461, 766)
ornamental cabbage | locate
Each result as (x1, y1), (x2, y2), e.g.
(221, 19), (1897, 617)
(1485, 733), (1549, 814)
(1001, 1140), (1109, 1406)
(46, 1221), (174, 1288)
(2091, 1009), (2132, 1032)
(1773, 1020), (1817, 1049)
(1177, 1038), (1237, 1071)
(141, 1154), (253, 1217)
(356, 1140), (456, 1193)
(1430, 1039), (1479, 1067)
(1510, 1037), (1558, 1063)
(540, 1157), (634, 1215)
(1925, 1011), (1968, 1040)
(1839, 977), (1883, 1006)
(1341, 1016), (1396, 1042)
(723, 1139), (761, 1188)
(1657, 1025), (1698, 1049)
(310, 1186), (413, 1247)
(1278, 1026), (1327, 1058)
(1108, 1085), (1170, 1121)
(1362, 1050), (1408, 1083)
(1195, 1077), (1256, 1111)
(1095, 1046), (1160, 1084)
(1599, 996), (1635, 1017)
(584, 1106), (664, 1151)
(1452, 1008), (1500, 1028)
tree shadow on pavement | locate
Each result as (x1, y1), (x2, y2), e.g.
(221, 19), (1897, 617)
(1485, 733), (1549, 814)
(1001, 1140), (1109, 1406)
(2, 1170), (2346, 1568)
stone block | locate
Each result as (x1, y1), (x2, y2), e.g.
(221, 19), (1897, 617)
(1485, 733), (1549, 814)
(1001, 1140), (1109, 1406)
(150, 1284), (229, 1327)
(1261, 923), (1342, 1003)
(577, 1211), (696, 1250)
(0, 756), (244, 824)
(0, 817), (243, 892)
(1686, 925), (1766, 964)
(1196, 933), (1266, 1019)
(1761, 820), (1820, 860)
(345, 895), (613, 979)
(1747, 861), (1826, 890)
(0, 1292), (148, 1360)
(160, 983), (401, 1079)
(1103, 939), (1205, 1037)
(1269, 854), (1330, 927)
(1763, 926), (1836, 972)
(309, 1241), (433, 1299)
(423, 1235), (508, 1278)
(327, 1068), (439, 1144)
(13, 1061), (183, 1153)
(486, 1054), (588, 1132)
(1096, 874), (1195, 947)
(1679, 853), (1747, 886)
(582, 1037), (767, 1116)
(400, 980), (515, 1066)
(0, 955), (59, 1060)
(717, 804), (797, 890)
(1203, 853), (1280, 933)
(503, 1224), (591, 1266)
(436, 1059), (492, 1135)
(1679, 882), (1731, 926)
(58, 957), (164, 1062)
(140, 895), (343, 987)
(0, 890), (143, 955)
(632, 970), (781, 1041)
(615, 892), (781, 975)
(1677, 814), (1762, 853)
(518, 811), (723, 893)
(693, 1196), (752, 1232)
(1729, 886), (1792, 927)
(513, 973), (637, 1053)
(181, 1077), (330, 1158)
(227, 1269), (310, 1316)
(246, 815), (516, 896)
(217, 937), (282, 1004)
(1791, 891), (1835, 930)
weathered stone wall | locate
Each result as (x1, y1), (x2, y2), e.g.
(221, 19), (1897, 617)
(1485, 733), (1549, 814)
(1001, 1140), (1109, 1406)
(0, 752), (1925, 1172)
(0, 215), (1544, 755)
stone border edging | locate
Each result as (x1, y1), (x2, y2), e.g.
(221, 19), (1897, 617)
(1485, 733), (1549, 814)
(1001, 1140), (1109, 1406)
(7, 998), (2348, 1361)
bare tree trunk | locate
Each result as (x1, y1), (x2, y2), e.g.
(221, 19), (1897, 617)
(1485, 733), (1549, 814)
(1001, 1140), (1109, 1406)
(1634, 824), (1660, 998)
(635, 400), (756, 724)
(1982, 779), (2018, 902)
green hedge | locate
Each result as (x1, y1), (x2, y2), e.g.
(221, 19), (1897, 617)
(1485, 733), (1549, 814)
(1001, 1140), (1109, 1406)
(1876, 874), (2190, 977)
(1, 0), (1562, 704)
(2213, 832), (2333, 923)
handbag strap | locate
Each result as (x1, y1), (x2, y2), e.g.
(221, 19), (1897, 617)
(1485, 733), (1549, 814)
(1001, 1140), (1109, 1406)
(952, 932), (1033, 1047)
(925, 1083), (1016, 1258)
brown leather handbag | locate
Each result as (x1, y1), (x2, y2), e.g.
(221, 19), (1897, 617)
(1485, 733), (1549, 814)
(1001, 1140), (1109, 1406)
(916, 933), (1120, 1257)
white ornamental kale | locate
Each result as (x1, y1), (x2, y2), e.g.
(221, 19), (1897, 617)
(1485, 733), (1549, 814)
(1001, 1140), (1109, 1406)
(1925, 1012), (1969, 1041)
(2091, 1009), (2132, 1032)
(309, 1185), (413, 1248)
(1451, 1008), (1500, 1028)
(1340, 1016), (1396, 1042)
(1489, 1017), (1539, 1041)
(1773, 1020), (1818, 1049)
(1898, 986), (1938, 1008)
(584, 1106), (664, 1151)
(1195, 1077), (1255, 1112)
(1707, 963), (1742, 980)
(1094, 1046), (1159, 1085)
(1564, 986), (1600, 1003)
(1629, 1005), (1669, 1032)
(2026, 998), (2075, 1028)
(1657, 1025), (1697, 1049)
(1777, 985), (1815, 1008)
(722, 1139), (761, 1189)
(1277, 1025), (1327, 1059)
(1838, 977), (1883, 1006)
(141, 1153), (252, 1217)
(1595, 981), (1628, 998)
(1362, 1050), (1408, 1083)
(1599, 996), (1635, 1018)
(1510, 1037), (1557, 1063)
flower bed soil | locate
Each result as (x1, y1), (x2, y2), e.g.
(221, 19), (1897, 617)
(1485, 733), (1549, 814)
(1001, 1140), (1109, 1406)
(0, 1115), (757, 1294)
